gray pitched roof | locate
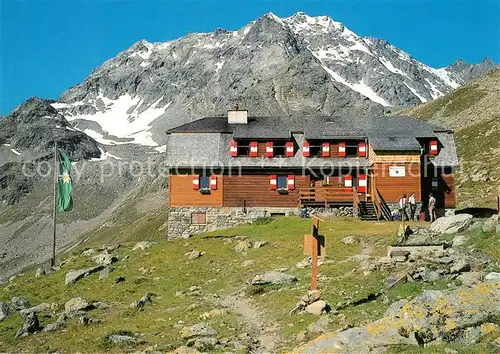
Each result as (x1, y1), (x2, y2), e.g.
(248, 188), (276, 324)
(165, 115), (458, 169)
(432, 132), (460, 167)
(167, 115), (446, 140)
(369, 136), (422, 151)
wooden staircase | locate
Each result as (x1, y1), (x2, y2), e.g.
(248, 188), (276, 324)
(359, 201), (378, 220)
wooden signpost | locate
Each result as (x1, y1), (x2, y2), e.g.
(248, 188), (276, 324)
(303, 216), (324, 290)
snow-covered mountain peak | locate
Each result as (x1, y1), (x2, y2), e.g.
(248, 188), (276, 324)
(48, 11), (497, 149)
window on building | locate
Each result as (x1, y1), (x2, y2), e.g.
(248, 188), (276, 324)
(199, 176), (210, 190)
(191, 212), (207, 225)
(277, 176), (287, 190)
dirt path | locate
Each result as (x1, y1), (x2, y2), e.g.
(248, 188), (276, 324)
(219, 294), (281, 354)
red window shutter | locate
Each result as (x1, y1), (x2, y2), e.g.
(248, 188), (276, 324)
(339, 142), (346, 157)
(249, 141), (258, 157)
(344, 175), (352, 192)
(429, 140), (438, 155)
(192, 175), (200, 190)
(210, 175), (217, 190)
(358, 142), (366, 157)
(265, 142), (274, 158)
(358, 174), (367, 193)
(322, 142), (330, 157)
(285, 142), (294, 157)
(230, 140), (238, 157)
(287, 175), (295, 190)
(302, 141), (310, 157)
(270, 175), (277, 190)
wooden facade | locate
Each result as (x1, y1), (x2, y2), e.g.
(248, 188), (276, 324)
(169, 175), (223, 207)
(224, 175), (309, 207)
(372, 162), (422, 202)
(169, 174), (310, 208)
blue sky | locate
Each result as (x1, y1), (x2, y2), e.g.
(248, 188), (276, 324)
(1, 0), (499, 115)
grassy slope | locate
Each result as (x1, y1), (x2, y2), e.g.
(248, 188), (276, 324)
(2, 217), (497, 353)
(397, 69), (500, 208)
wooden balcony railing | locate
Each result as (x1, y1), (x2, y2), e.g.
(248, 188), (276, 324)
(298, 186), (365, 207)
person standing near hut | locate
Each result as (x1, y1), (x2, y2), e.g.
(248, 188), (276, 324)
(399, 194), (408, 221)
(428, 193), (436, 222)
(408, 192), (417, 221)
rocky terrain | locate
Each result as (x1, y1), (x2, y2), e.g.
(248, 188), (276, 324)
(0, 215), (498, 353)
(400, 69), (500, 208)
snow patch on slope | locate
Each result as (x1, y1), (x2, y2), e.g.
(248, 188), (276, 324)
(313, 53), (390, 106)
(403, 83), (428, 103)
(58, 94), (171, 147)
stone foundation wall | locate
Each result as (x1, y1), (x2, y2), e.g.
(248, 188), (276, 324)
(166, 207), (297, 239)
(166, 206), (357, 239)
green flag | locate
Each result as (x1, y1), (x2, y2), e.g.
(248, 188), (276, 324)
(57, 149), (73, 212)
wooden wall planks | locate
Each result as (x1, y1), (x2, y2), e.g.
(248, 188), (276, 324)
(223, 175), (309, 207)
(169, 175), (223, 207)
(373, 163), (421, 202)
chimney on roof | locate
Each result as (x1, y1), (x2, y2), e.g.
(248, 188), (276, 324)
(227, 106), (248, 124)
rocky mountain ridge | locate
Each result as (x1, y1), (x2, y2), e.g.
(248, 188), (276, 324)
(48, 12), (496, 148)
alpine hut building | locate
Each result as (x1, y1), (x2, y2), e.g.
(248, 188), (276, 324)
(165, 109), (459, 238)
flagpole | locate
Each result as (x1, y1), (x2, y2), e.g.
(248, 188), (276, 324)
(51, 141), (57, 268)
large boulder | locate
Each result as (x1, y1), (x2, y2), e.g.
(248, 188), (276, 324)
(429, 214), (473, 234)
(251, 271), (297, 285)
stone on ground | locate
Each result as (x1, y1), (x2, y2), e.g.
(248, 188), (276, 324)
(253, 240), (269, 248)
(65, 297), (91, 313)
(450, 259), (471, 274)
(251, 271), (297, 285)
(0, 302), (14, 321)
(241, 259), (256, 267)
(15, 312), (40, 337)
(132, 241), (155, 251)
(35, 267), (46, 278)
(305, 300), (329, 315)
(91, 252), (118, 266)
(42, 313), (68, 332)
(99, 266), (114, 280)
(482, 215), (498, 233)
(457, 272), (484, 286)
(107, 334), (144, 345)
(11, 296), (31, 311)
(130, 293), (153, 309)
(308, 316), (333, 334)
(341, 236), (359, 244)
(452, 235), (467, 247)
(187, 250), (203, 260)
(485, 272), (500, 282)
(180, 322), (217, 339)
(296, 281), (500, 353)
(65, 265), (105, 285)
(19, 303), (50, 317)
(429, 214), (473, 234)
(189, 337), (219, 351)
(234, 240), (252, 252)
